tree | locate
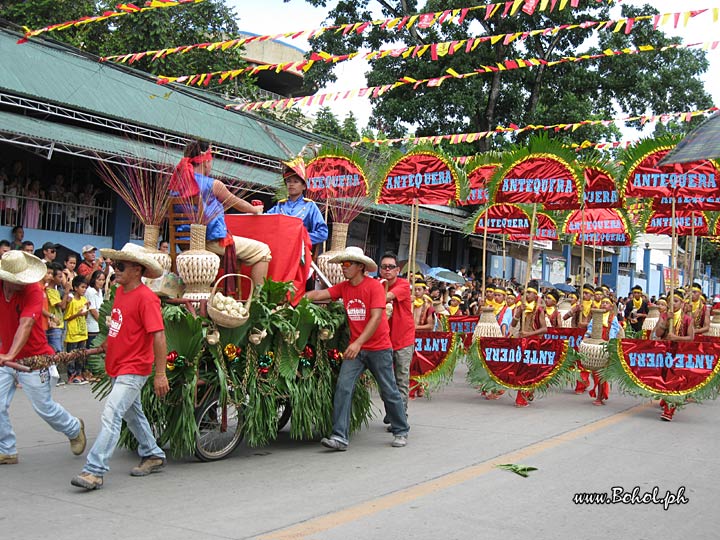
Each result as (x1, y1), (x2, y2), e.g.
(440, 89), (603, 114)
(340, 111), (360, 142)
(297, 0), (712, 155)
(1, 0), (255, 98)
(313, 106), (342, 137)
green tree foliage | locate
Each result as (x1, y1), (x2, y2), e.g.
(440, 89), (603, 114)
(296, 0), (712, 155)
(1, 0), (254, 97)
(313, 106), (343, 137)
(340, 111), (360, 141)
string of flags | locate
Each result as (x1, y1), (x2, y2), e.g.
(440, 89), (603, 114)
(150, 8), (715, 86)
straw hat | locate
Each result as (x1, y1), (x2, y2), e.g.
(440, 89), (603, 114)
(328, 246), (377, 272)
(0, 251), (47, 285)
(100, 243), (163, 279)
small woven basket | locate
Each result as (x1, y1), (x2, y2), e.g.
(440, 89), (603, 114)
(207, 273), (253, 329)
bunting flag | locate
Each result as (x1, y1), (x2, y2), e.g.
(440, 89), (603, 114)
(375, 148), (467, 205)
(410, 332), (464, 395)
(304, 155), (369, 199)
(644, 209), (710, 236)
(17, 0), (205, 43)
(619, 137), (720, 202)
(228, 40), (720, 110)
(562, 207), (634, 246)
(103, 0), (633, 64)
(604, 338), (720, 405)
(467, 336), (578, 392)
(353, 107), (718, 147)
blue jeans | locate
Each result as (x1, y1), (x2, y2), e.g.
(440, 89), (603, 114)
(46, 328), (63, 353)
(0, 366), (82, 455)
(330, 348), (409, 445)
(83, 374), (165, 476)
(65, 340), (86, 376)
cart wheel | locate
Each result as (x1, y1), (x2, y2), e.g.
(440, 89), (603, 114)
(277, 400), (292, 432)
(194, 395), (243, 462)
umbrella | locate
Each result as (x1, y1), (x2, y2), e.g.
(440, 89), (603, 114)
(553, 283), (576, 293)
(658, 112), (720, 165)
(537, 279), (554, 289)
(426, 267), (466, 285)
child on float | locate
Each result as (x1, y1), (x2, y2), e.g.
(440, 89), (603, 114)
(584, 295), (621, 406)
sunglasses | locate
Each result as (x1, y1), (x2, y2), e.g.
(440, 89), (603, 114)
(340, 261), (355, 269)
(48, 249), (56, 253)
(380, 264), (398, 270)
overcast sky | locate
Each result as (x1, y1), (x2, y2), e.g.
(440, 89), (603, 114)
(231, 0), (719, 139)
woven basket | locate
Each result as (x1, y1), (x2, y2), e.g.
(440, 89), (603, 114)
(710, 310), (720, 337)
(207, 273), (253, 329)
(473, 307), (503, 339)
(578, 309), (609, 371)
(642, 305), (660, 331)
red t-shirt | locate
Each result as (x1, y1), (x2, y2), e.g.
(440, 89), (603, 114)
(0, 281), (54, 359)
(328, 277), (392, 351)
(105, 284), (164, 377)
(387, 277), (415, 350)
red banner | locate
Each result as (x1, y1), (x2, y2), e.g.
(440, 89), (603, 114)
(583, 166), (623, 209)
(623, 148), (720, 201)
(509, 212), (558, 241)
(563, 207), (632, 246)
(494, 156), (580, 208)
(411, 331), (456, 379)
(644, 209), (709, 236)
(473, 203), (531, 235)
(377, 152), (459, 205)
(457, 164), (496, 206)
(614, 339), (720, 395)
(305, 156), (368, 199)
(543, 327), (585, 350)
(474, 336), (568, 390)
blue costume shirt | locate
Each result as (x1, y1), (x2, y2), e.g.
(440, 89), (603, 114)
(266, 197), (328, 245)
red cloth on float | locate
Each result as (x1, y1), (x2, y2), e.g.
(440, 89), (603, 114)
(225, 214), (312, 305)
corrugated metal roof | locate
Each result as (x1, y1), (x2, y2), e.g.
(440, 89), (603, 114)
(0, 28), (313, 161)
(0, 110), (279, 188)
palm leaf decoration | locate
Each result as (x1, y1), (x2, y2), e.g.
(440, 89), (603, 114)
(496, 463), (539, 478)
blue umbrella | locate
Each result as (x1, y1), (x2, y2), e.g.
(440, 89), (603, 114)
(399, 260), (431, 276)
(427, 267), (466, 284)
(553, 283), (576, 293)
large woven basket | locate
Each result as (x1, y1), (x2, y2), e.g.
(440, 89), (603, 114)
(207, 273), (253, 329)
(578, 309), (609, 371)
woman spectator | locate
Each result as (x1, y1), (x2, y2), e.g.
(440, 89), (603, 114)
(84, 270), (105, 382)
(22, 177), (42, 230)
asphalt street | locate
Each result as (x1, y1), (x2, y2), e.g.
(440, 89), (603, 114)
(2, 363), (718, 540)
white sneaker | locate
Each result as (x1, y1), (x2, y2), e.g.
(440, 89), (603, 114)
(391, 435), (407, 448)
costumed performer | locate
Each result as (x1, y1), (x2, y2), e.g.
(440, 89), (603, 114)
(688, 283), (711, 335)
(584, 294), (621, 406)
(170, 140), (271, 287)
(510, 280), (547, 407)
(624, 285), (649, 335)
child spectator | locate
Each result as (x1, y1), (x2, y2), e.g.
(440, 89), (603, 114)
(63, 254), (78, 285)
(46, 263), (71, 385)
(64, 275), (90, 384)
(85, 271), (105, 382)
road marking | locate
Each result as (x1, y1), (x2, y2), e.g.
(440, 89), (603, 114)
(258, 403), (651, 540)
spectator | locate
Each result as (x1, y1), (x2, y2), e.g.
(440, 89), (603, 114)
(0, 240), (10, 255)
(9, 226), (23, 250)
(64, 276), (90, 384)
(63, 254), (78, 285)
(21, 241), (34, 254)
(85, 270), (105, 347)
(40, 242), (58, 263)
(46, 174), (65, 230)
(158, 240), (169, 254)
(77, 245), (104, 279)
(22, 178), (42, 230)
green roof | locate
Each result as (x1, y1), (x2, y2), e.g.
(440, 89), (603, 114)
(0, 27), (313, 161)
(0, 110), (280, 189)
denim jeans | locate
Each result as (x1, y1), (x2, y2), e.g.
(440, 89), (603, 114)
(65, 340), (86, 376)
(392, 345), (414, 411)
(0, 366), (82, 455)
(330, 348), (409, 445)
(83, 374), (165, 476)
(46, 328), (63, 353)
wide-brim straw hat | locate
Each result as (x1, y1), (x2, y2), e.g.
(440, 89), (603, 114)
(329, 246), (377, 272)
(100, 243), (163, 279)
(0, 251), (47, 285)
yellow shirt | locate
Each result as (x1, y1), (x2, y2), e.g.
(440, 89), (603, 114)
(64, 296), (88, 343)
(46, 288), (64, 330)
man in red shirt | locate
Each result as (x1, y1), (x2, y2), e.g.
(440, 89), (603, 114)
(0, 251), (86, 465)
(71, 243), (169, 490)
(76, 244), (104, 280)
(307, 247), (409, 450)
(379, 252), (414, 416)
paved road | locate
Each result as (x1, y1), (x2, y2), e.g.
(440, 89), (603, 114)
(2, 364), (718, 540)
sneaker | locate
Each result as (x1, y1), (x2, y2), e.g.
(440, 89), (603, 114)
(130, 455), (166, 476)
(69, 419), (86, 455)
(320, 437), (348, 451)
(0, 453), (18, 465)
(391, 435), (408, 448)
(56, 380), (66, 387)
(71, 472), (103, 490)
